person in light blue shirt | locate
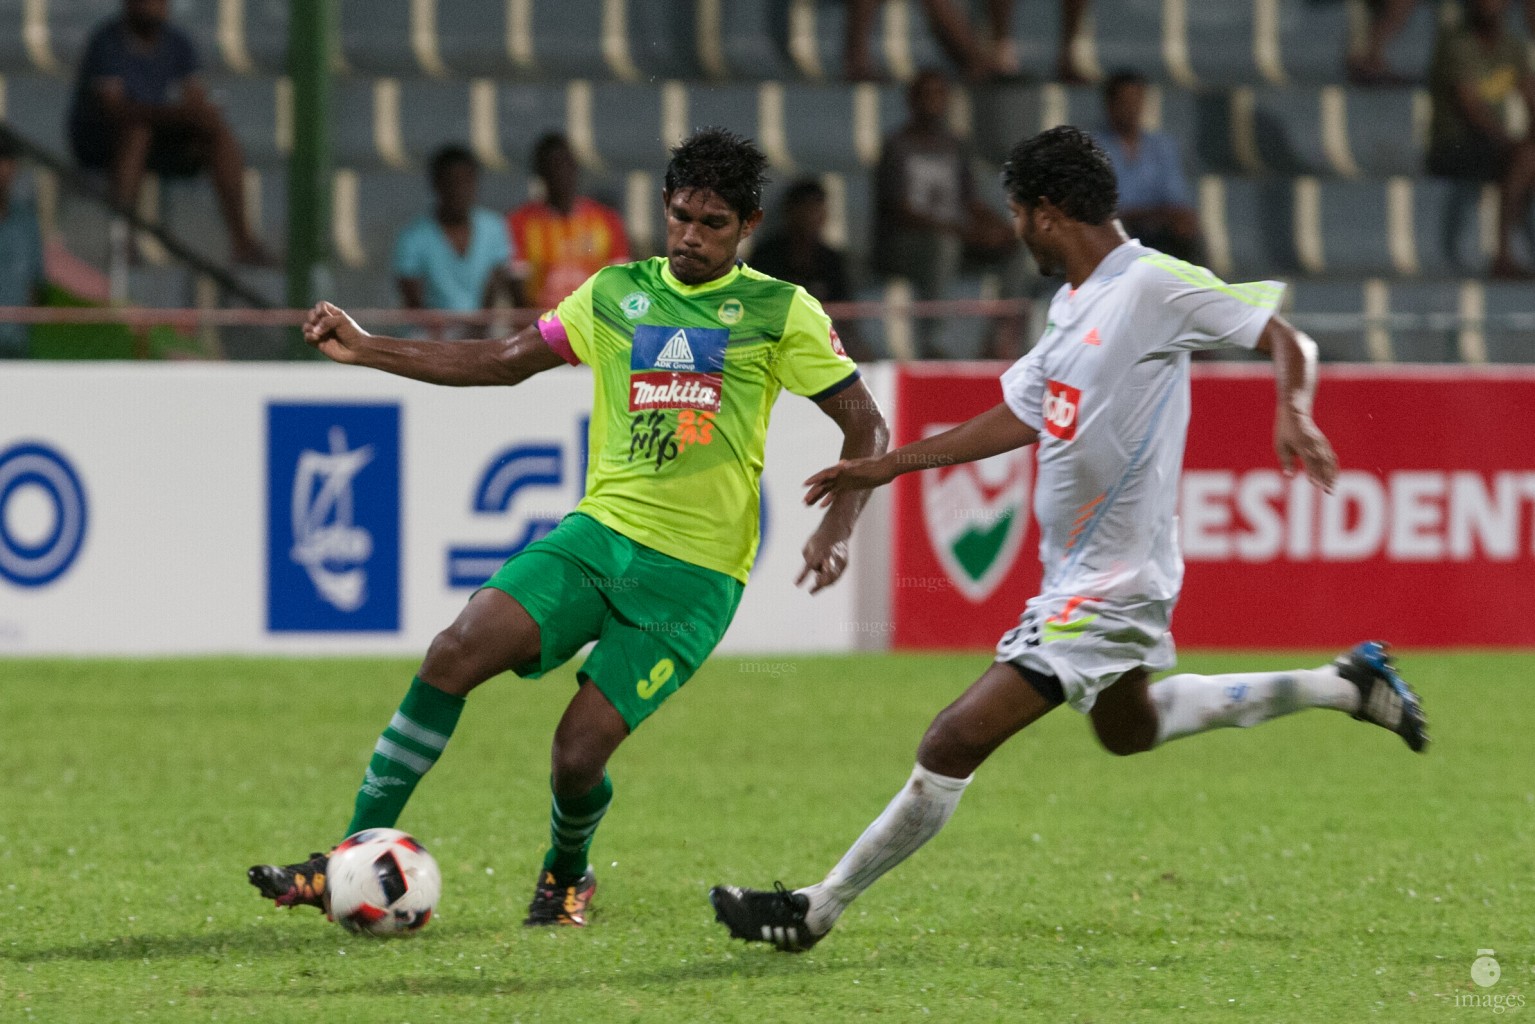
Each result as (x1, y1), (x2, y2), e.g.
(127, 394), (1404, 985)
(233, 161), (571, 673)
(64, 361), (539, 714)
(1090, 70), (1202, 263)
(394, 145), (515, 332)
(0, 134), (45, 358)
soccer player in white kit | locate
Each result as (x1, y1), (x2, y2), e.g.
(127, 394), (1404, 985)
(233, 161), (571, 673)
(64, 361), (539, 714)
(710, 126), (1429, 952)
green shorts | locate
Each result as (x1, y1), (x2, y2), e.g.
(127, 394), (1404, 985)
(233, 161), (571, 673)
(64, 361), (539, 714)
(482, 512), (744, 730)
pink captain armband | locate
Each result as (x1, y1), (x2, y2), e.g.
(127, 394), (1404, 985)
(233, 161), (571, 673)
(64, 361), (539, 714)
(537, 313), (581, 366)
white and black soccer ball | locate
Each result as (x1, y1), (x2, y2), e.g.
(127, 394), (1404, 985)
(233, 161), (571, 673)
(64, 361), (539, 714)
(326, 828), (441, 936)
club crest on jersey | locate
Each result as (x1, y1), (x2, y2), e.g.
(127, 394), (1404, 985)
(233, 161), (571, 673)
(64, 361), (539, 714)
(921, 428), (1032, 603)
(717, 298), (744, 325)
(630, 324), (728, 413)
(620, 292), (652, 319)
(1043, 380), (1081, 440)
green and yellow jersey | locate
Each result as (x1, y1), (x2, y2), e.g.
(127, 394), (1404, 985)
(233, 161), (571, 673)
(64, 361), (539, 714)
(537, 256), (859, 582)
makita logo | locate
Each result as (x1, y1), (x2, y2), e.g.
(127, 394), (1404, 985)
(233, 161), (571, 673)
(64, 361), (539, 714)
(629, 371), (722, 412)
(1043, 380), (1081, 440)
(653, 330), (696, 370)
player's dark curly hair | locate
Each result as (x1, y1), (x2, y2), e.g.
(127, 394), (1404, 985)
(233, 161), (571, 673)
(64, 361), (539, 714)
(1001, 126), (1117, 225)
(664, 127), (769, 221)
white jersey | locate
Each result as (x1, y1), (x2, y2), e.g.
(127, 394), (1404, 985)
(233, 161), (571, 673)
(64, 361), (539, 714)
(996, 242), (1283, 709)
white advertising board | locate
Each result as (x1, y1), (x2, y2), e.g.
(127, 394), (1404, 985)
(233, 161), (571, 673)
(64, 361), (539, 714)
(0, 363), (891, 656)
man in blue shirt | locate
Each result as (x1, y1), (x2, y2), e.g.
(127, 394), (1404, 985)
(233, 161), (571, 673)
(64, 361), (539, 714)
(0, 134), (44, 358)
(68, 0), (271, 264)
(1091, 70), (1202, 263)
(394, 145), (516, 335)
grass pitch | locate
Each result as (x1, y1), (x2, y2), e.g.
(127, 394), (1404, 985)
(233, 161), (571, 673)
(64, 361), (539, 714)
(1, 651), (1530, 1023)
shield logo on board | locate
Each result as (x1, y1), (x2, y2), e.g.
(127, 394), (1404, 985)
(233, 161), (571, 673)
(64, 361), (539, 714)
(920, 427), (1031, 604)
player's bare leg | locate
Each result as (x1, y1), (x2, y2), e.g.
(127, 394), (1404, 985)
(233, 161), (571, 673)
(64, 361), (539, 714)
(248, 589), (541, 910)
(524, 679), (630, 927)
(1091, 643), (1428, 755)
(712, 661), (1058, 950)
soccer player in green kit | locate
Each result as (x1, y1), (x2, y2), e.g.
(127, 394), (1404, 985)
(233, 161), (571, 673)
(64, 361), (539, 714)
(248, 129), (889, 926)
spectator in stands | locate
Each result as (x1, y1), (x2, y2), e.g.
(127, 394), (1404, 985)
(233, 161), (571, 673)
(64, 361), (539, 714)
(67, 0), (272, 265)
(0, 132), (44, 359)
(1091, 69), (1202, 264)
(1426, 0), (1535, 279)
(1346, 0), (1535, 86)
(749, 178), (865, 360)
(845, 0), (1091, 83)
(873, 69), (1016, 358)
(394, 145), (515, 326)
(508, 134), (629, 311)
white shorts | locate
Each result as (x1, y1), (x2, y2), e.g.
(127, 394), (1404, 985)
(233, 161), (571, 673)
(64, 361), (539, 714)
(994, 589), (1177, 713)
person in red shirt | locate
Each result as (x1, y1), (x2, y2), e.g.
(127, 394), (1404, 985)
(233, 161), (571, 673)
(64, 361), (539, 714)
(508, 134), (631, 310)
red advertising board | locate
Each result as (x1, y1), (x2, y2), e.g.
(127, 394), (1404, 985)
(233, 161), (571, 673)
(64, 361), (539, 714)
(892, 364), (1535, 649)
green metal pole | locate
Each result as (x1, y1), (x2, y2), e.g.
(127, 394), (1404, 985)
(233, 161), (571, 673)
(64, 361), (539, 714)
(285, 0), (335, 355)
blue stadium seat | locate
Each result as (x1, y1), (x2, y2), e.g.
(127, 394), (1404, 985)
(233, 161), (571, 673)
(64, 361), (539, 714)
(687, 83), (762, 152)
(973, 84), (1052, 165)
(347, 168), (432, 269)
(1185, 3), (1261, 86)
(1089, 0), (1165, 81)
(1249, 87), (1330, 176)
(627, 0), (703, 81)
(1344, 87), (1422, 176)
(1, 72), (71, 152)
(332, 79), (386, 168)
(0, 2), (36, 72)
(713, 0), (796, 80)
(495, 82), (570, 172)
(530, 0), (613, 79)
(1482, 281), (1535, 363)
(1413, 176), (1488, 276)
(1285, 278), (1372, 361)
(799, 0), (853, 81)
(477, 168), (533, 214)
(397, 80), (474, 168)
(338, 0), (418, 77)
(1386, 278), (1460, 362)
(46, 0), (106, 72)
(584, 81), (665, 171)
(242, 0), (290, 73)
(1315, 179), (1393, 276)
(779, 82), (892, 172)
(126, 265), (195, 307)
(437, 0), (518, 77)
(1221, 177), (1297, 278)
(1273, 0), (1351, 84)
(208, 76), (285, 167)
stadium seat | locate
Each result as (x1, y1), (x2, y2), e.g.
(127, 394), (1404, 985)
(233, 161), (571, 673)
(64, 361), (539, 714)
(1386, 278), (1461, 362)
(530, 0), (616, 80)
(495, 82), (572, 172)
(1413, 176), (1491, 277)
(0, 1), (37, 73)
(711, 0), (796, 80)
(476, 167), (533, 215)
(779, 82), (894, 172)
(242, 0), (291, 73)
(1184, 3), (1263, 87)
(1343, 86), (1423, 177)
(1482, 281), (1535, 363)
(795, 0), (853, 81)
(208, 76), (286, 167)
(584, 81), (667, 171)
(1272, 0), (1352, 84)
(344, 168), (431, 269)
(687, 83), (763, 154)
(1284, 278), (1374, 361)
(973, 84), (1105, 165)
(1089, 0), (1165, 82)
(45, 0), (105, 72)
(1248, 87), (1332, 176)
(437, 0), (520, 78)
(627, 0), (703, 81)
(332, 79), (389, 168)
(1314, 179), (1394, 276)
(0, 72), (71, 153)
(338, 0), (419, 77)
(397, 80), (475, 168)
(1220, 176), (1298, 279)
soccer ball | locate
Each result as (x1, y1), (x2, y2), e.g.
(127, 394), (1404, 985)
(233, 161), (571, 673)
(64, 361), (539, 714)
(325, 828), (441, 936)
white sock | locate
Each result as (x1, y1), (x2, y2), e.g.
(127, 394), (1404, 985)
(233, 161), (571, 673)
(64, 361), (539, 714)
(797, 763), (972, 935)
(1151, 665), (1359, 746)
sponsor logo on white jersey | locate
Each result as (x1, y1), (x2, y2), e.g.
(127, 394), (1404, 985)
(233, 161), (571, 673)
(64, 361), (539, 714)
(1043, 380), (1081, 440)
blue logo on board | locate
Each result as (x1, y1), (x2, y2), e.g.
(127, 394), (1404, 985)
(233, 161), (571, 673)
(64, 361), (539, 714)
(267, 403), (400, 632)
(0, 441), (88, 588)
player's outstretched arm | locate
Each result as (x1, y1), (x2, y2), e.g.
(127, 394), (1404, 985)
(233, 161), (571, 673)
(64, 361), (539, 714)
(1255, 315), (1338, 493)
(302, 301), (566, 387)
(804, 401), (1038, 508)
(797, 378), (891, 593)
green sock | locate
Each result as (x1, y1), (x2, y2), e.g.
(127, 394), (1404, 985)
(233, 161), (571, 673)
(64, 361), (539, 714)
(541, 772), (614, 882)
(345, 676), (466, 837)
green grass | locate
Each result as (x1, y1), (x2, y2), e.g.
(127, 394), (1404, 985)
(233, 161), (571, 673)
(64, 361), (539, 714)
(1, 651), (1530, 1023)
